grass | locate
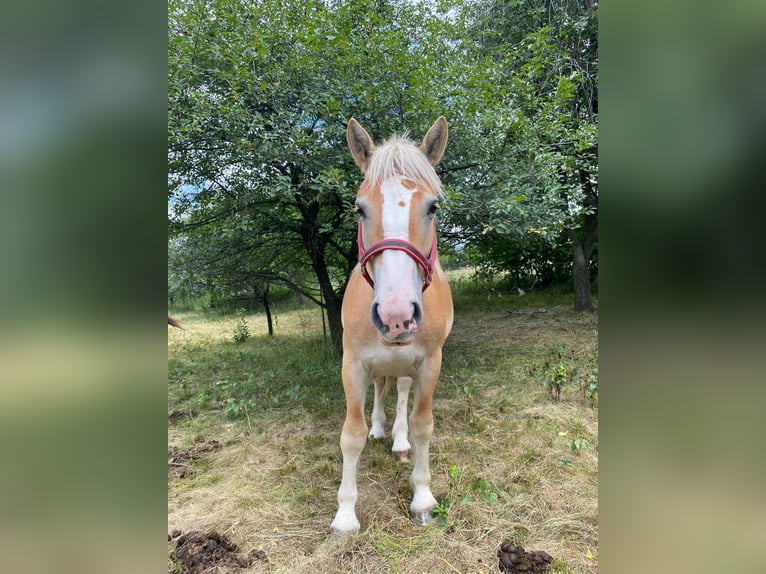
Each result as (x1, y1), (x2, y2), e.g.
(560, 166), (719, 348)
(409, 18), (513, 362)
(168, 273), (598, 573)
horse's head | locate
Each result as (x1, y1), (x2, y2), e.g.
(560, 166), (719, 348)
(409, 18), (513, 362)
(347, 117), (448, 345)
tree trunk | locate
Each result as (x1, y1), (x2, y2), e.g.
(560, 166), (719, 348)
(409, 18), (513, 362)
(305, 237), (345, 355)
(293, 175), (349, 355)
(566, 211), (597, 312)
(319, 290), (327, 341)
(567, 165), (598, 312)
(324, 288), (344, 356)
(261, 285), (273, 336)
(570, 233), (592, 311)
(314, 258), (344, 355)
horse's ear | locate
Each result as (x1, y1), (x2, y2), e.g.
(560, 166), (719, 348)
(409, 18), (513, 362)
(419, 116), (448, 166)
(347, 118), (376, 171)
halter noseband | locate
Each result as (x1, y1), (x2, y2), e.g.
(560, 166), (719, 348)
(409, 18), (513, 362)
(357, 220), (437, 292)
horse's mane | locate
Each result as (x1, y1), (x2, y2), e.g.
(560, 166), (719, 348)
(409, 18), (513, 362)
(364, 134), (443, 196)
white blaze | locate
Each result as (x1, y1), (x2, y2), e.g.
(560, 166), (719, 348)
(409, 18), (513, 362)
(373, 176), (423, 341)
(380, 176), (417, 240)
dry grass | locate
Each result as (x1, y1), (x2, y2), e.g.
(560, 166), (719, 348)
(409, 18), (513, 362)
(168, 284), (598, 573)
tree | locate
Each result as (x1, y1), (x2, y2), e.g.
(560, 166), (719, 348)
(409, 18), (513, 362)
(169, 0), (453, 353)
(438, 0), (598, 309)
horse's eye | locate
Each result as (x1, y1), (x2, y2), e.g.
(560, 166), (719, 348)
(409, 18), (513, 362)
(355, 203), (366, 218)
(428, 202), (440, 216)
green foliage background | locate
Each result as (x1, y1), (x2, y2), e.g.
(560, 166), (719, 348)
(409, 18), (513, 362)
(167, 0), (599, 328)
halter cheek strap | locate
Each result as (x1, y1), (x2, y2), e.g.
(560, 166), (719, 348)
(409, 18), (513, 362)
(357, 220), (438, 292)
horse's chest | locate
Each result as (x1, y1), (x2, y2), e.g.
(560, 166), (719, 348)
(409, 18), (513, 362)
(362, 346), (426, 378)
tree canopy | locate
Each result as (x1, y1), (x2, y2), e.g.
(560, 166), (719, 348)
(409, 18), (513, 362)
(168, 0), (599, 351)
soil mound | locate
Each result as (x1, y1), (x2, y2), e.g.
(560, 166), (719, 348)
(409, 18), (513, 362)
(170, 530), (267, 573)
(497, 540), (554, 573)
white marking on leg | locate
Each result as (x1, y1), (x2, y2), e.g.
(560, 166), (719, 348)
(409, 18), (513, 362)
(410, 439), (437, 515)
(331, 427), (366, 534)
(409, 391), (437, 518)
(369, 377), (390, 439)
(332, 371), (369, 534)
(392, 377), (412, 455)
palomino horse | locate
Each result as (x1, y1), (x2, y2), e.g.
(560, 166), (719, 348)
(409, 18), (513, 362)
(331, 117), (454, 534)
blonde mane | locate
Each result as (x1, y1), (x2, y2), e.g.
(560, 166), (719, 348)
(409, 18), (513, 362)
(364, 134), (443, 196)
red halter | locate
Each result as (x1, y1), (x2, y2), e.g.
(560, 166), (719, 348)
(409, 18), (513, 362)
(357, 219), (438, 292)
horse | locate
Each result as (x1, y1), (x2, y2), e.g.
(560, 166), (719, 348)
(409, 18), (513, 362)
(331, 117), (454, 534)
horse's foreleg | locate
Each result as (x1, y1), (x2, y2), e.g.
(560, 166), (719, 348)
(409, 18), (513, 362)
(408, 363), (441, 525)
(369, 376), (392, 440)
(331, 367), (369, 535)
(391, 377), (412, 461)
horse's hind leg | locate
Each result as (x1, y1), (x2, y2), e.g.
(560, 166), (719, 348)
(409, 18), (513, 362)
(369, 376), (392, 440)
(391, 377), (412, 462)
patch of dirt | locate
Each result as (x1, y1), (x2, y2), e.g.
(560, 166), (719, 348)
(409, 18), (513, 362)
(502, 308), (550, 317)
(169, 410), (198, 423)
(497, 540), (554, 573)
(448, 304), (595, 352)
(168, 440), (221, 479)
(169, 530), (267, 573)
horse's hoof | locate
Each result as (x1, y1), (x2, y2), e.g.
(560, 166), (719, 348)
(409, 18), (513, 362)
(330, 523), (360, 537)
(392, 449), (411, 462)
(330, 526), (359, 537)
(409, 510), (434, 526)
(330, 515), (360, 536)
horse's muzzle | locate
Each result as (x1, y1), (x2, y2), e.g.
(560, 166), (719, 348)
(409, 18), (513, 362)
(371, 299), (423, 344)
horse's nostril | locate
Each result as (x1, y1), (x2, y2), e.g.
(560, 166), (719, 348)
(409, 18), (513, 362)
(372, 303), (392, 333)
(412, 300), (423, 324)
